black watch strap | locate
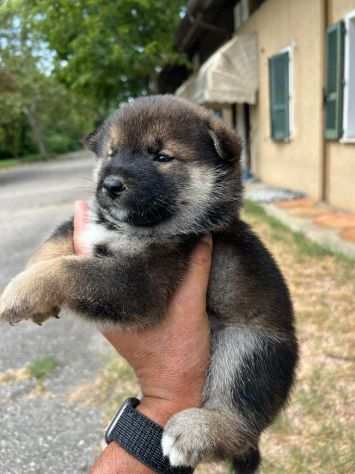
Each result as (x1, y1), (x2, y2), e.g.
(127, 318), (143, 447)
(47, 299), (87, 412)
(105, 398), (193, 474)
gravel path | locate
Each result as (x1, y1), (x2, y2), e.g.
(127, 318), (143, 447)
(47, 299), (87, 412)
(0, 153), (112, 473)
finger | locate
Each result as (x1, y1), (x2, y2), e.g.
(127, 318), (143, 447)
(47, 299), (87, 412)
(73, 200), (89, 255)
(174, 235), (213, 302)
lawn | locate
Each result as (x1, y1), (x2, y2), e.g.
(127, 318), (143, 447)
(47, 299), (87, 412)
(0, 150), (82, 170)
(0, 154), (44, 170)
(73, 200), (355, 474)
(239, 202), (355, 474)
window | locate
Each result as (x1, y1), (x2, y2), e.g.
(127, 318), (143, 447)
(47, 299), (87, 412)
(269, 50), (292, 141)
(212, 109), (223, 118)
(325, 22), (345, 140)
(343, 11), (355, 140)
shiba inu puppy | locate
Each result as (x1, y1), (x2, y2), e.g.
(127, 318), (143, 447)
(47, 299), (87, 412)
(0, 96), (298, 473)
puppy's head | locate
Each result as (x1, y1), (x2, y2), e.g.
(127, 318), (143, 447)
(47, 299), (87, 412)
(85, 95), (242, 236)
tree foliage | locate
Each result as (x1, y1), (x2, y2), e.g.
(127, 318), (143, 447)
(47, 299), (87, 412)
(0, 0), (185, 159)
(0, 2), (96, 158)
(23, 0), (186, 107)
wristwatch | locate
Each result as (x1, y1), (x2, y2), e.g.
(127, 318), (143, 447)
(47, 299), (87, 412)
(105, 397), (194, 474)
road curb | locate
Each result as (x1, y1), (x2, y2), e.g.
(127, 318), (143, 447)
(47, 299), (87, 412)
(260, 202), (355, 260)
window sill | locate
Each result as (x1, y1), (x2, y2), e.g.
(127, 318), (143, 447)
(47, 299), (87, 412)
(340, 137), (355, 144)
(270, 136), (293, 143)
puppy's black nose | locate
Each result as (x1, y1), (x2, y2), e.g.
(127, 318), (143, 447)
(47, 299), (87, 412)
(102, 176), (126, 198)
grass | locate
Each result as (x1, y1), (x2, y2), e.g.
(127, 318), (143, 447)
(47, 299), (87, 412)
(67, 355), (137, 417)
(241, 201), (355, 474)
(0, 355), (59, 386)
(74, 200), (355, 474)
(243, 200), (352, 262)
(0, 150), (83, 170)
(28, 356), (59, 381)
(0, 154), (46, 170)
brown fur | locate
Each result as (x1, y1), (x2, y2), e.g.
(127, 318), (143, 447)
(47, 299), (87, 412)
(28, 238), (74, 266)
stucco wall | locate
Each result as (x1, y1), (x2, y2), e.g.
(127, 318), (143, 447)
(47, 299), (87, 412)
(240, 0), (325, 199)
(329, 0), (355, 21)
(326, 0), (355, 211)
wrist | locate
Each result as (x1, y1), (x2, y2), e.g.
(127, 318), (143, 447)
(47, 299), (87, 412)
(102, 397), (195, 474)
(138, 395), (201, 427)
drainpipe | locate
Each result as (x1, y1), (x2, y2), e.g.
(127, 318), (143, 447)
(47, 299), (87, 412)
(320, 0), (329, 202)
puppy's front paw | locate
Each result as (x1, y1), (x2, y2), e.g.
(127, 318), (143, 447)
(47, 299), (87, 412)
(0, 267), (61, 325)
(162, 408), (213, 468)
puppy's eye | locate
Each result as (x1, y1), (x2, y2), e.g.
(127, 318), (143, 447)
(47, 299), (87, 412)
(153, 153), (174, 163)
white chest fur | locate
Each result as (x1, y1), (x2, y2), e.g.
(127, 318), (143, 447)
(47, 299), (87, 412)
(79, 221), (147, 257)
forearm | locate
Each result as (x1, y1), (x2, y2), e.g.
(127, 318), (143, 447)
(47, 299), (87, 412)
(90, 442), (154, 474)
(60, 255), (173, 326)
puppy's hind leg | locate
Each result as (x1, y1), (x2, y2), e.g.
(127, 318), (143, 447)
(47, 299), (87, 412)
(162, 327), (297, 471)
(161, 327), (260, 469)
(232, 448), (261, 474)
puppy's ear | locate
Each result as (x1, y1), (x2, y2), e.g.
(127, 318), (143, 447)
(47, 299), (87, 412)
(82, 123), (104, 156)
(208, 120), (242, 161)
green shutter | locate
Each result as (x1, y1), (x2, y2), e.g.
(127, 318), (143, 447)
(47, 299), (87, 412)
(325, 22), (345, 140)
(269, 51), (290, 141)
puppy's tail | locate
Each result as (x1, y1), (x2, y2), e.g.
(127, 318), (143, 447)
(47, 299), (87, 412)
(232, 447), (261, 474)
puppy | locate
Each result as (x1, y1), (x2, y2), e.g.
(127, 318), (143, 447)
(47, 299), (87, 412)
(0, 95), (298, 473)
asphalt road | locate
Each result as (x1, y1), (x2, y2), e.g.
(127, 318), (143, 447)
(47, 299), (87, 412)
(0, 153), (112, 474)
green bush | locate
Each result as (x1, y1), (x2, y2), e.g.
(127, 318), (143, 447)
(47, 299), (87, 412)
(45, 133), (79, 154)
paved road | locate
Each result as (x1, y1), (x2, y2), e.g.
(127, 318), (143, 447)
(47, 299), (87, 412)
(0, 153), (112, 474)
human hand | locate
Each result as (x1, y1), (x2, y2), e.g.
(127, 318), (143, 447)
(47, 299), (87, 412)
(73, 200), (212, 473)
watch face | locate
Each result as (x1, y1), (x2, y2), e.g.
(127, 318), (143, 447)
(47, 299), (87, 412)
(105, 397), (140, 444)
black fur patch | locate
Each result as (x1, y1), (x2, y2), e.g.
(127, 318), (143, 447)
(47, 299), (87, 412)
(232, 338), (298, 430)
(94, 244), (112, 257)
(96, 152), (178, 227)
(232, 447), (261, 474)
(202, 202), (233, 228)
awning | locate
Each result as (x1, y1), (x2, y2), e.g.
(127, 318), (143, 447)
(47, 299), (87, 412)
(176, 32), (258, 105)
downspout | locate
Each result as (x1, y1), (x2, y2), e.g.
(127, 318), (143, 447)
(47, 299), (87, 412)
(321, 0), (329, 202)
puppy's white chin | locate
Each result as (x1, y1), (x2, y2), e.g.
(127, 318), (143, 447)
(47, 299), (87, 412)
(110, 207), (129, 221)
(96, 204), (130, 226)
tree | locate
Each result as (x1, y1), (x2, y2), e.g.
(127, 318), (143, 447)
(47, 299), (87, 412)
(0, 6), (44, 156)
(22, 0), (186, 108)
(0, 0), (185, 159)
(0, 1), (96, 159)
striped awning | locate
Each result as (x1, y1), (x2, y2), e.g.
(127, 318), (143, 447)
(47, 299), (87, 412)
(176, 32), (258, 105)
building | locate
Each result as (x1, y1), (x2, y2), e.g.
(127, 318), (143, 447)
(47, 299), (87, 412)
(173, 0), (355, 211)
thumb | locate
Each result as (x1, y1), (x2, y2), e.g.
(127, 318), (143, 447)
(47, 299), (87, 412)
(73, 200), (90, 255)
(174, 235), (213, 303)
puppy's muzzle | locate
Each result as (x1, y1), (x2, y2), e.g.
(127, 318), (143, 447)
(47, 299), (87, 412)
(102, 176), (127, 199)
